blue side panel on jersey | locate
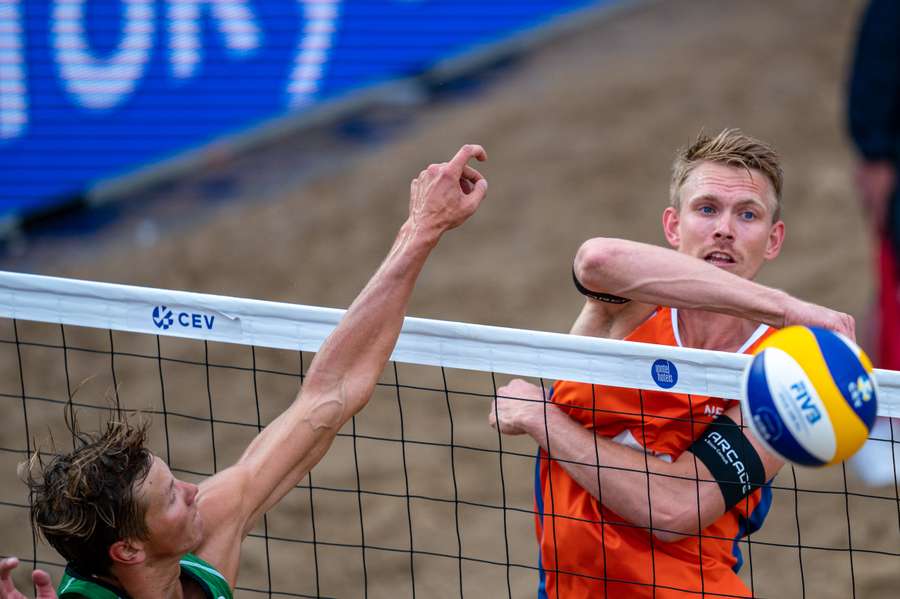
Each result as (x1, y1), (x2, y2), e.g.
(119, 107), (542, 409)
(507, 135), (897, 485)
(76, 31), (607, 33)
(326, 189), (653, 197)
(534, 448), (549, 599)
(809, 327), (878, 430)
(730, 480), (774, 573)
(746, 355), (825, 466)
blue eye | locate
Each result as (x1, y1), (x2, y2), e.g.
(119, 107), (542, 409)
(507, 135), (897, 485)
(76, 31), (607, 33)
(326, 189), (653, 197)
(699, 206), (715, 215)
(741, 211), (756, 221)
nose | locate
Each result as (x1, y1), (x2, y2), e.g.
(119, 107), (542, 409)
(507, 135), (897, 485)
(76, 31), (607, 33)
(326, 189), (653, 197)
(713, 213), (735, 240)
(184, 482), (199, 505)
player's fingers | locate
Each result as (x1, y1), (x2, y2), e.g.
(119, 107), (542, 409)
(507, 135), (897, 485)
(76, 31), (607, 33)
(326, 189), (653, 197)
(845, 315), (857, 343)
(0, 557), (19, 595)
(0, 557), (18, 579)
(461, 164), (484, 183)
(32, 570), (55, 599)
(464, 176), (488, 204)
(448, 144), (487, 173)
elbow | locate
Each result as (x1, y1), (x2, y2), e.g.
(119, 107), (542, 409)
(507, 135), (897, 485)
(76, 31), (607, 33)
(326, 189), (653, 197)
(574, 237), (624, 292)
(649, 500), (697, 544)
(652, 527), (691, 544)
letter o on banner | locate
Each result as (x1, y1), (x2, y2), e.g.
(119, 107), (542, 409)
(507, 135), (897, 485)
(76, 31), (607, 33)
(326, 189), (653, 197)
(53, 0), (154, 109)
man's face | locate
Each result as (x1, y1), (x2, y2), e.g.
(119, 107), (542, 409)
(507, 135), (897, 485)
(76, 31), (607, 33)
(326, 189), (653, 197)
(136, 456), (204, 560)
(663, 161), (784, 280)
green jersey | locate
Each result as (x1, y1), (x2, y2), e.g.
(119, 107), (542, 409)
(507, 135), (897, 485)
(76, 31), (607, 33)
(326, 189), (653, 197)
(57, 553), (233, 599)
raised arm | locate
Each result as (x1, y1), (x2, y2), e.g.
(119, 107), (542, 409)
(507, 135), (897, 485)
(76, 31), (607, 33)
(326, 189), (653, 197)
(196, 145), (488, 579)
(490, 379), (782, 543)
(574, 237), (855, 338)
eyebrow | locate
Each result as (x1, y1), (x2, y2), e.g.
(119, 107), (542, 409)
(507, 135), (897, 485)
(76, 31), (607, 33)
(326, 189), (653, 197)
(689, 194), (766, 207)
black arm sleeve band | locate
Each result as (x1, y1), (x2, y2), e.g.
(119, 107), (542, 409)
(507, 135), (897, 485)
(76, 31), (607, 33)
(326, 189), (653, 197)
(686, 413), (767, 510)
(572, 267), (630, 304)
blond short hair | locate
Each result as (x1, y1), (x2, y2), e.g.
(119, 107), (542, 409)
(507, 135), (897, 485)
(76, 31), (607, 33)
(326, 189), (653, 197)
(670, 129), (784, 222)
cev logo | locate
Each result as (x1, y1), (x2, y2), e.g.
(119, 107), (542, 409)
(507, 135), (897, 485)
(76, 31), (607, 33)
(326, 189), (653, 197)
(151, 306), (215, 331)
(152, 305), (174, 330)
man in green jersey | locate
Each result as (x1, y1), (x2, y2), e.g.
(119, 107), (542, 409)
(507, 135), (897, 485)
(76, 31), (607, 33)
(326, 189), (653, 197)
(1, 145), (489, 599)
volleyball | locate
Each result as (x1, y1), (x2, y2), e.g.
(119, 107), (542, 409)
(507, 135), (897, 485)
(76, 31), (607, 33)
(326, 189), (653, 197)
(742, 326), (878, 467)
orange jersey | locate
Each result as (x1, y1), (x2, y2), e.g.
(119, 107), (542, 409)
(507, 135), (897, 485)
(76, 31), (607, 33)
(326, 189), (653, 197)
(535, 307), (775, 599)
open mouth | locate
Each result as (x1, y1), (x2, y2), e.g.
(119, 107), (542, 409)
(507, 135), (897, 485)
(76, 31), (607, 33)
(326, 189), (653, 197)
(704, 251), (736, 266)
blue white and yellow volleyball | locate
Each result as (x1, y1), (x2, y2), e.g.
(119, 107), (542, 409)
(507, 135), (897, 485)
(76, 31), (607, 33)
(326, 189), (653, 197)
(741, 326), (878, 467)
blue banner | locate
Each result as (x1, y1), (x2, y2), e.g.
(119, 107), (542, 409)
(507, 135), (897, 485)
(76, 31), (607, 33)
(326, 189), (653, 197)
(0, 0), (609, 219)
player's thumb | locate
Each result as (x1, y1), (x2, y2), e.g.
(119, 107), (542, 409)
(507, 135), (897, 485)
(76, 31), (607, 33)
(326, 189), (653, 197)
(469, 178), (488, 200)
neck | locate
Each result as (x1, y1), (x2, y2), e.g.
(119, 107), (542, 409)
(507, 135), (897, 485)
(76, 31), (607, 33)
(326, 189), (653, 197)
(108, 555), (184, 599)
(676, 308), (762, 353)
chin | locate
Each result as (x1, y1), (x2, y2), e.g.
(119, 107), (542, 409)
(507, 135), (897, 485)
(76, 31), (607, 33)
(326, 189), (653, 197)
(706, 260), (737, 270)
(715, 261), (753, 278)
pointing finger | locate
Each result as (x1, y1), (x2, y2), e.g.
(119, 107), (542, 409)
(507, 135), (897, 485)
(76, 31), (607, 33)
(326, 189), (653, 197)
(448, 144), (487, 173)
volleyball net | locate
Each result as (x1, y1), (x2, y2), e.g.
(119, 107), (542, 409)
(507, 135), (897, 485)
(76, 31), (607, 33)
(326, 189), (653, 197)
(0, 271), (898, 598)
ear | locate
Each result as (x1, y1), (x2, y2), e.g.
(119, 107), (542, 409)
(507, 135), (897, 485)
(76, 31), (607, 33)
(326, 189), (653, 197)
(764, 220), (785, 261)
(109, 539), (146, 567)
(662, 206), (681, 248)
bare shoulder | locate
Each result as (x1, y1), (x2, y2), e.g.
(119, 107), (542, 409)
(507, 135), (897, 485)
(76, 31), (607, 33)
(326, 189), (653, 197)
(191, 466), (252, 583)
(197, 464), (251, 517)
(569, 298), (656, 340)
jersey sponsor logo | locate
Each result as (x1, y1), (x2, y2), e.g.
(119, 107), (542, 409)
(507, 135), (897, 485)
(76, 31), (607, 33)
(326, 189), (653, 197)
(651, 359), (678, 389)
(704, 404), (724, 417)
(705, 431), (752, 495)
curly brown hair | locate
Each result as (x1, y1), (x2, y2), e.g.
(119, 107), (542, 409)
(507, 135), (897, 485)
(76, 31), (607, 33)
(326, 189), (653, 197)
(22, 412), (153, 576)
(670, 129), (784, 222)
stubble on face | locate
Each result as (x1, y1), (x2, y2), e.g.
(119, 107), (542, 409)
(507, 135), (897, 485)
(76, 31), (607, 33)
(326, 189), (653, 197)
(671, 162), (781, 280)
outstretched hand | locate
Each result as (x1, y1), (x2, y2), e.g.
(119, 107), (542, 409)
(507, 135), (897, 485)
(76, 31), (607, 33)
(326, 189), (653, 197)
(409, 144), (488, 235)
(783, 298), (856, 341)
(0, 558), (56, 599)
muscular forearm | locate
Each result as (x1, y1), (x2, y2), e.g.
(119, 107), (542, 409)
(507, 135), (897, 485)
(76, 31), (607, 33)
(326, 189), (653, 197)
(229, 145), (487, 535)
(232, 223), (443, 535)
(527, 404), (723, 541)
(574, 238), (789, 326)
(302, 219), (440, 419)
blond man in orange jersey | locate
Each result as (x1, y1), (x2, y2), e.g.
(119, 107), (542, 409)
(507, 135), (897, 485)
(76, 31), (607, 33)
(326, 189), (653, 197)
(490, 130), (855, 598)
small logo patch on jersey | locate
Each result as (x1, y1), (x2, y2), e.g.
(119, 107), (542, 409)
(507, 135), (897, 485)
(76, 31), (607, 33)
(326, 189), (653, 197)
(651, 359), (678, 389)
(704, 404), (724, 417)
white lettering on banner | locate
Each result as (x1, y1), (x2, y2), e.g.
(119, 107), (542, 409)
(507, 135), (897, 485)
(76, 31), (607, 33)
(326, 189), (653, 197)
(287, 0), (341, 107)
(53, 0), (154, 109)
(168, 0), (261, 79)
(0, 0), (27, 139)
(5, 0), (342, 139)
